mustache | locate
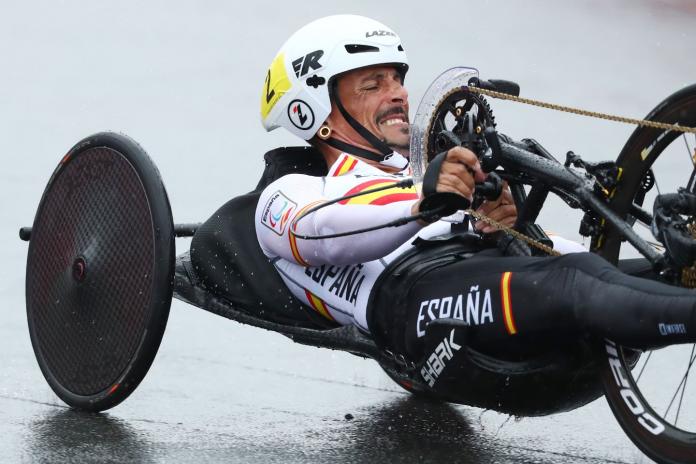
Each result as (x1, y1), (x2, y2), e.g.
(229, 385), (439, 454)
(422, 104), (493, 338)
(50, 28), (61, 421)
(375, 106), (409, 124)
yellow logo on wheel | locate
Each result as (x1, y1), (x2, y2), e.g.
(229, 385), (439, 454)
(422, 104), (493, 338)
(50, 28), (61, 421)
(261, 53), (291, 119)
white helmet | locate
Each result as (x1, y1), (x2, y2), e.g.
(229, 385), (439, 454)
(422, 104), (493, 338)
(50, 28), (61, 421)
(260, 15), (409, 147)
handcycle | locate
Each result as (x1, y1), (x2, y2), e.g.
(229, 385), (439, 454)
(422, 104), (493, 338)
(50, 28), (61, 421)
(19, 66), (696, 464)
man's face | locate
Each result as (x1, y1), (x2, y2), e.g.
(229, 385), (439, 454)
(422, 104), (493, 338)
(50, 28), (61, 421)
(332, 65), (410, 151)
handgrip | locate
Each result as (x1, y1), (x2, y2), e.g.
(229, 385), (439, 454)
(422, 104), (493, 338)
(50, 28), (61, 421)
(474, 172), (503, 201)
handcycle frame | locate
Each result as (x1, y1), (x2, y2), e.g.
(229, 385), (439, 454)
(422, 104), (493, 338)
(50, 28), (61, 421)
(490, 134), (662, 262)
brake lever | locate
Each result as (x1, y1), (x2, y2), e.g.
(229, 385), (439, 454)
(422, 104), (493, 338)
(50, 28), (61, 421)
(475, 172), (503, 200)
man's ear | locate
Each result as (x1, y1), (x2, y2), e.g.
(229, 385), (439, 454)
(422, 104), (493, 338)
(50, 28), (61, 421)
(317, 125), (332, 140)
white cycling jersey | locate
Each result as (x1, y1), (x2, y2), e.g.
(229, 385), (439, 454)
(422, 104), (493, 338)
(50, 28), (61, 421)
(255, 153), (584, 332)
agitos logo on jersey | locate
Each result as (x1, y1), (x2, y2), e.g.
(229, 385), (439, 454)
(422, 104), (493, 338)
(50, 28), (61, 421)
(261, 190), (297, 235)
(339, 178), (418, 205)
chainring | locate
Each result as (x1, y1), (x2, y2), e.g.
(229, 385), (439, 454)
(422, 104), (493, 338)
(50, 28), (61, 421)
(423, 88), (496, 162)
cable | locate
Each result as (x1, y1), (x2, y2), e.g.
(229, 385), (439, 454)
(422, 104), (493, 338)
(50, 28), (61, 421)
(289, 178), (444, 240)
(291, 209), (442, 240)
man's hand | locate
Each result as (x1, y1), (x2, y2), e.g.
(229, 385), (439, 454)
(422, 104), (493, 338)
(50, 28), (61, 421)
(411, 147), (486, 217)
(433, 146), (487, 199)
(474, 182), (517, 234)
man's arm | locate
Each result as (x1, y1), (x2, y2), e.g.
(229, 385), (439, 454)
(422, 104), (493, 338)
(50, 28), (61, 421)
(255, 174), (422, 266)
(256, 147), (516, 267)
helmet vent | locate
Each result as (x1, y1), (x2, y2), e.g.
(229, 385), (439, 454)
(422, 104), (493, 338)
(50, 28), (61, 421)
(398, 44), (404, 51)
(345, 44), (379, 54)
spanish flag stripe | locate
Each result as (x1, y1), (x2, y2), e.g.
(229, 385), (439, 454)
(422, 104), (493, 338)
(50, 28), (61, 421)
(304, 289), (335, 321)
(340, 185), (418, 205)
(332, 155), (349, 177)
(287, 201), (324, 266)
(501, 272), (517, 335)
(369, 192), (419, 205)
(335, 157), (358, 176)
(342, 178), (394, 196)
(345, 158), (358, 173)
(288, 233), (307, 266)
(339, 180), (407, 205)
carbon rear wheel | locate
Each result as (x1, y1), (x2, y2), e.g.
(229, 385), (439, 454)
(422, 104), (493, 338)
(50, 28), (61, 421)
(594, 85), (696, 463)
(26, 132), (174, 412)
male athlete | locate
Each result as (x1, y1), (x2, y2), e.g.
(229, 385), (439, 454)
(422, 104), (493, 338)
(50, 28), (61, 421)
(256, 15), (696, 358)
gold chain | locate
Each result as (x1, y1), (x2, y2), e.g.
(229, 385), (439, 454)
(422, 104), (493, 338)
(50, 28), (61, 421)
(466, 209), (562, 256)
(468, 86), (696, 134)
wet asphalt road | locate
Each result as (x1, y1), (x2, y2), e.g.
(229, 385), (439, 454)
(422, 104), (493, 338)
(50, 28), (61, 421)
(3, 1), (696, 462)
(4, 301), (640, 464)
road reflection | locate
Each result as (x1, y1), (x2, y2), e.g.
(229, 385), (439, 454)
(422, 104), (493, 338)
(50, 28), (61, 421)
(26, 409), (154, 464)
(340, 396), (523, 464)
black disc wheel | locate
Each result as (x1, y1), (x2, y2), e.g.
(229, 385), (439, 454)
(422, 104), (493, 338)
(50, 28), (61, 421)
(26, 132), (174, 412)
(593, 84), (696, 463)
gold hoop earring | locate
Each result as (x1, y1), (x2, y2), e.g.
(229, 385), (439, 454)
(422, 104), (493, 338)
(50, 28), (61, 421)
(318, 125), (332, 140)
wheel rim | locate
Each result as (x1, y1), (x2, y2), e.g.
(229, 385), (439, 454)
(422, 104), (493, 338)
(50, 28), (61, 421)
(595, 86), (696, 462)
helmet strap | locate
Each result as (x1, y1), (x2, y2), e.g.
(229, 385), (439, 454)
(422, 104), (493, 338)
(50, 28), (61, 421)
(328, 80), (408, 170)
(322, 137), (388, 163)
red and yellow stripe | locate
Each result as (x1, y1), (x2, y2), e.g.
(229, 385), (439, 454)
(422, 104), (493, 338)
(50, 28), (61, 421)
(331, 155), (359, 177)
(501, 272), (517, 335)
(339, 179), (418, 205)
(304, 289), (335, 321)
(288, 200), (324, 266)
